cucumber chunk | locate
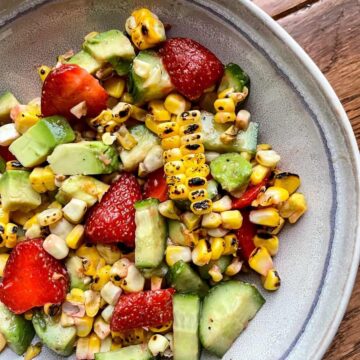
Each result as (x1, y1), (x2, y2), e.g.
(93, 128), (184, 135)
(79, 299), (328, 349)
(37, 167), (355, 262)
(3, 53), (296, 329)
(95, 344), (152, 360)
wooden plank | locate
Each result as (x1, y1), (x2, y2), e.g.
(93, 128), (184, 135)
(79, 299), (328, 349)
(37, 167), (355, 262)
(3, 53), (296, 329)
(277, 0), (360, 146)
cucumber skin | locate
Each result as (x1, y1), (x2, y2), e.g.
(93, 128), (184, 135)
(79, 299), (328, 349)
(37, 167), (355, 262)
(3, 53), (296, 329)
(95, 344), (152, 360)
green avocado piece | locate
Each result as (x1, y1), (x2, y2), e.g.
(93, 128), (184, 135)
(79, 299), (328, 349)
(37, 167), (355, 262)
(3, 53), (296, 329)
(109, 58), (132, 76)
(56, 175), (109, 206)
(48, 141), (119, 175)
(32, 312), (76, 356)
(210, 153), (252, 193)
(0, 91), (19, 124)
(83, 30), (135, 62)
(120, 124), (159, 171)
(0, 170), (41, 212)
(201, 111), (258, 154)
(67, 50), (103, 74)
(65, 255), (90, 290)
(9, 116), (75, 167)
(0, 302), (35, 355)
(218, 63), (250, 94)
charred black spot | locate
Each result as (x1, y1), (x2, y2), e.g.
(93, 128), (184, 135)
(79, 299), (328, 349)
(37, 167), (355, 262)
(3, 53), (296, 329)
(185, 144), (201, 151)
(119, 108), (130, 118)
(188, 177), (206, 187)
(114, 275), (121, 281)
(184, 124), (199, 134)
(141, 24), (149, 36)
(164, 128), (174, 134)
(257, 233), (273, 240)
(192, 200), (211, 211)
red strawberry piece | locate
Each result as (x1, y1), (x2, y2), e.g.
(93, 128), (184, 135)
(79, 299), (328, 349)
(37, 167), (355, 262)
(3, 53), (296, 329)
(41, 64), (108, 119)
(0, 146), (16, 162)
(160, 38), (224, 100)
(110, 289), (175, 331)
(143, 168), (168, 202)
(235, 211), (257, 260)
(0, 238), (69, 314)
(85, 173), (142, 247)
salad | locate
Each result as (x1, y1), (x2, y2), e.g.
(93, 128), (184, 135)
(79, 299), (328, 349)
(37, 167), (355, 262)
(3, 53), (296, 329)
(0, 7), (308, 360)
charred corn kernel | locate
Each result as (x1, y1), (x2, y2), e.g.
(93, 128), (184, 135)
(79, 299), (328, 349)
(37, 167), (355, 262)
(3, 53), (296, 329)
(181, 212), (201, 231)
(92, 265), (112, 291)
(24, 343), (42, 360)
(181, 133), (203, 147)
(183, 153), (206, 168)
(43, 234), (69, 259)
(253, 233), (279, 256)
(257, 143), (272, 151)
(180, 143), (205, 155)
(4, 223), (18, 248)
(220, 125), (239, 144)
(6, 160), (25, 170)
(248, 247), (273, 276)
(225, 257), (243, 276)
(101, 281), (122, 305)
(186, 176), (207, 190)
(76, 337), (89, 360)
(185, 164), (210, 178)
(149, 321), (173, 334)
(223, 234), (238, 255)
(101, 305), (115, 323)
(111, 102), (133, 124)
(37, 208), (62, 226)
(148, 334), (170, 357)
(214, 98), (236, 113)
(0, 224), (5, 247)
(202, 212), (222, 229)
(157, 121), (179, 139)
(177, 110), (201, 126)
(165, 245), (192, 266)
(274, 172), (301, 195)
(96, 244), (122, 265)
(75, 316), (94, 337)
(168, 184), (189, 200)
(256, 150), (281, 168)
(164, 93), (190, 115)
(163, 148), (183, 162)
(49, 218), (74, 240)
(164, 160), (185, 176)
(208, 265), (223, 282)
(0, 253), (9, 277)
(212, 196), (232, 212)
(0, 208), (9, 224)
(116, 125), (138, 151)
(139, 145), (164, 177)
(214, 112), (236, 124)
(145, 114), (159, 134)
(38, 65), (51, 82)
(148, 100), (171, 121)
(44, 303), (61, 317)
(29, 166), (56, 193)
(84, 290), (101, 318)
(166, 174), (187, 186)
(249, 208), (281, 227)
(103, 77), (126, 98)
(262, 269), (281, 291)
(250, 165), (271, 186)
(88, 333), (101, 359)
(253, 186), (289, 207)
(190, 199), (213, 215)
(209, 237), (226, 260)
(158, 200), (181, 220)
(179, 122), (202, 137)
(120, 264), (145, 293)
(76, 244), (103, 277)
(279, 193), (307, 224)
(221, 210), (243, 230)
(66, 224), (85, 250)
(188, 188), (208, 202)
(110, 258), (131, 286)
(263, 216), (285, 235)
(192, 239), (212, 266)
(63, 199), (88, 224)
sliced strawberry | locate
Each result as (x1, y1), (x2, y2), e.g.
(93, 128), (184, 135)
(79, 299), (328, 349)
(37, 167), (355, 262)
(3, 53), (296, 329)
(0, 239), (69, 314)
(143, 168), (168, 202)
(85, 173), (142, 247)
(0, 146), (16, 162)
(110, 289), (175, 331)
(235, 211), (257, 260)
(160, 38), (224, 100)
(41, 64), (108, 119)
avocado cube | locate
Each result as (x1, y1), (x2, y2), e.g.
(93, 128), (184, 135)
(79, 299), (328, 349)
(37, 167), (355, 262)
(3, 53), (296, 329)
(67, 50), (103, 74)
(210, 153), (252, 193)
(9, 116), (75, 167)
(0, 302), (35, 355)
(0, 91), (19, 124)
(0, 170), (41, 212)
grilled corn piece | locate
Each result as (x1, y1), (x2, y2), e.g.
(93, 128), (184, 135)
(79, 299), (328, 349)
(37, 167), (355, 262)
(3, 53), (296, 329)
(273, 172), (301, 194)
(164, 93), (190, 115)
(253, 233), (279, 256)
(192, 239), (212, 266)
(249, 208), (281, 227)
(262, 269), (281, 291)
(279, 193), (307, 223)
(30, 166), (56, 193)
(165, 245), (192, 266)
(248, 247), (273, 276)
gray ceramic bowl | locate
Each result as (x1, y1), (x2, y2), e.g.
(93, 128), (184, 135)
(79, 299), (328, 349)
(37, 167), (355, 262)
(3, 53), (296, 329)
(0, 0), (359, 359)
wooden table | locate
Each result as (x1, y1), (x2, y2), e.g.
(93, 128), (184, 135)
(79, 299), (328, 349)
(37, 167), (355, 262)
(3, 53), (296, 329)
(253, 0), (360, 358)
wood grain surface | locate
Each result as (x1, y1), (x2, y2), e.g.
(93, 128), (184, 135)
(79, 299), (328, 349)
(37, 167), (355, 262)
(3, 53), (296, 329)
(254, 0), (360, 359)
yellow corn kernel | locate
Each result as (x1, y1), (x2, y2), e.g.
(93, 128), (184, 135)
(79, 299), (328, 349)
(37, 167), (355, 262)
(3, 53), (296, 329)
(257, 144), (272, 151)
(96, 244), (122, 265)
(164, 160), (185, 176)
(67, 288), (85, 304)
(183, 153), (206, 168)
(168, 184), (189, 200)
(262, 269), (281, 291)
(129, 105), (147, 122)
(214, 98), (236, 113)
(75, 316), (94, 338)
(0, 253), (9, 277)
(208, 265), (223, 283)
(24, 343), (42, 360)
(177, 110), (201, 126)
(225, 257), (243, 276)
(256, 150), (281, 168)
(84, 290), (101, 318)
(202, 213), (222, 229)
(88, 333), (101, 358)
(157, 121), (179, 139)
(164, 93), (190, 115)
(92, 265), (112, 292)
(180, 143), (205, 156)
(250, 165), (271, 186)
(181, 212), (201, 232)
(209, 237), (225, 260)
(76, 337), (90, 360)
(0, 208), (9, 224)
(186, 176), (207, 190)
(188, 189), (208, 202)
(190, 199), (213, 215)
(218, 87), (235, 99)
(161, 136), (181, 150)
(158, 200), (181, 220)
(0, 223), (5, 247)
(248, 247), (273, 276)
(38, 65), (52, 82)
(279, 193), (307, 224)
(214, 112), (236, 124)
(185, 164), (210, 178)
(180, 133), (203, 146)
(145, 114), (159, 134)
(273, 172), (300, 195)
(165, 245), (192, 267)
(148, 100), (171, 121)
(163, 148), (183, 162)
(30, 166), (56, 193)
(179, 122), (202, 137)
(192, 240), (212, 266)
(37, 208), (62, 227)
(249, 208), (281, 227)
(4, 223), (18, 248)
(221, 210), (243, 230)
(116, 125), (138, 151)
(166, 174), (187, 186)
(65, 225), (85, 250)
(48, 201), (62, 210)
(223, 233), (238, 255)
(103, 77), (126, 98)
(6, 160), (26, 170)
(149, 321), (173, 334)
(252, 186), (289, 208)
(23, 214), (39, 230)
(253, 234), (279, 256)
(212, 196), (232, 212)
(76, 244), (103, 277)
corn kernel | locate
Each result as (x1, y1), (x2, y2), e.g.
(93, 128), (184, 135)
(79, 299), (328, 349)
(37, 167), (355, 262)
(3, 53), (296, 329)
(145, 114), (159, 134)
(274, 172), (301, 195)
(24, 343), (42, 360)
(185, 164), (210, 178)
(279, 193), (307, 224)
(249, 208), (281, 227)
(76, 244), (103, 277)
(225, 257), (243, 276)
(148, 334), (170, 357)
(157, 121), (179, 139)
(163, 148), (183, 162)
(165, 245), (192, 266)
(149, 321), (173, 334)
(75, 316), (94, 337)
(177, 110), (201, 125)
(192, 239), (212, 266)
(88, 333), (101, 359)
(253, 186), (289, 207)
(94, 316), (111, 340)
(168, 183), (189, 200)
(120, 264), (145, 293)
(214, 98), (236, 113)
(253, 234), (279, 256)
(101, 305), (115, 323)
(30, 166), (56, 193)
(62, 198), (88, 224)
(38, 65), (51, 82)
(212, 196), (232, 212)
(223, 233), (238, 255)
(248, 247), (273, 276)
(188, 188), (208, 202)
(103, 77), (126, 98)
(221, 210), (243, 229)
(43, 234), (69, 260)
(65, 225), (85, 250)
(209, 237), (225, 260)
(214, 112), (236, 124)
(84, 290), (101, 318)
(0, 253), (9, 277)
(208, 265), (223, 282)
(76, 337), (89, 360)
(37, 208), (62, 226)
(180, 133), (203, 147)
(180, 143), (205, 156)
(92, 265), (112, 292)
(96, 244), (122, 265)
(158, 200), (181, 220)
(164, 160), (185, 176)
(67, 288), (85, 304)
(183, 153), (206, 168)
(256, 150), (281, 168)
(164, 93), (189, 115)
(49, 218), (74, 240)
(250, 165), (271, 185)
(262, 269), (281, 291)
(190, 199), (213, 215)
(101, 282), (122, 305)
(202, 212), (222, 229)
(148, 100), (171, 121)
(161, 135), (181, 149)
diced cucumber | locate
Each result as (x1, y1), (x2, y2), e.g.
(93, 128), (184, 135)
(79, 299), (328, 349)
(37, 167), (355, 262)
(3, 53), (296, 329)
(198, 256), (232, 280)
(140, 262), (169, 279)
(168, 220), (188, 246)
(95, 344), (152, 360)
(199, 281), (265, 357)
(135, 198), (167, 268)
(168, 261), (209, 298)
(218, 63), (250, 94)
(173, 294), (201, 360)
(67, 50), (102, 74)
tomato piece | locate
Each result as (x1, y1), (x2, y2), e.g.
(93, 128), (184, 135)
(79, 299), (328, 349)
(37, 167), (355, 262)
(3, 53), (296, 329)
(235, 211), (257, 260)
(0, 146), (16, 162)
(231, 179), (268, 209)
(143, 168), (168, 202)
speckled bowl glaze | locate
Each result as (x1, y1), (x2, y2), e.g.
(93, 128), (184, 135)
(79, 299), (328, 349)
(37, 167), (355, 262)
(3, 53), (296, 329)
(0, 0), (359, 359)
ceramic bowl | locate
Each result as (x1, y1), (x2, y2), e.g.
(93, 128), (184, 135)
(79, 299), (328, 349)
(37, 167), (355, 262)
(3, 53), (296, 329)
(0, 0), (359, 359)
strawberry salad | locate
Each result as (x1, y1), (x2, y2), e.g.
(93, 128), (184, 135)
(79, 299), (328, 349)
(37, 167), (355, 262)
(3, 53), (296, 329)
(0, 7), (307, 360)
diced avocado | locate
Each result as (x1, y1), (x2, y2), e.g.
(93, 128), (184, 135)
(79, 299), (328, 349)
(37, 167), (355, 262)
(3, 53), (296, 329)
(168, 261), (209, 298)
(199, 281), (265, 357)
(210, 153), (252, 193)
(67, 50), (103, 74)
(109, 58), (132, 76)
(83, 30), (135, 62)
(0, 170), (41, 212)
(65, 255), (90, 291)
(198, 256), (232, 280)
(128, 51), (174, 104)
(134, 198), (167, 268)
(55, 175), (109, 206)
(9, 116), (75, 167)
(0, 156), (6, 173)
(32, 312), (76, 356)
(95, 344), (152, 360)
(201, 111), (258, 154)
(173, 294), (201, 360)
(48, 141), (119, 175)
(218, 63), (250, 94)
(0, 91), (19, 124)
(120, 124), (159, 171)
(0, 301), (35, 355)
